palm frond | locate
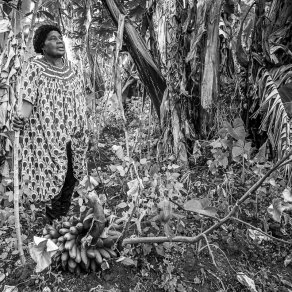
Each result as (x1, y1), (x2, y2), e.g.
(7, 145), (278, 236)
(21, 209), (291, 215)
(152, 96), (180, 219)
(253, 64), (292, 174)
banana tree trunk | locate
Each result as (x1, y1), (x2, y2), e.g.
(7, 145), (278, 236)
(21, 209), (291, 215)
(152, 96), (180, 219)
(100, 0), (166, 119)
(156, 0), (188, 164)
(200, 0), (223, 137)
(85, 0), (105, 99)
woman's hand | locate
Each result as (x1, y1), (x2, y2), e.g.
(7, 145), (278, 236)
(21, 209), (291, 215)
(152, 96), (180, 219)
(12, 100), (33, 131)
(12, 114), (28, 131)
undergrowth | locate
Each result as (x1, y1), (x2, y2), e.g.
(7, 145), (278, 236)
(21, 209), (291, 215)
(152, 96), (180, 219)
(1, 96), (292, 292)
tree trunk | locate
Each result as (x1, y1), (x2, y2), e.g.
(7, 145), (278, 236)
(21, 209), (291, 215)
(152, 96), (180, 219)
(85, 0), (105, 99)
(199, 0), (223, 137)
(154, 0), (189, 164)
(100, 0), (166, 119)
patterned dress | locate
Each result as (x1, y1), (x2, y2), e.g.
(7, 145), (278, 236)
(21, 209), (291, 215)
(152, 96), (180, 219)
(21, 58), (88, 201)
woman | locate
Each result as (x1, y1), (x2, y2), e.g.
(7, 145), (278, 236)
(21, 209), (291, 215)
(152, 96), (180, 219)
(13, 25), (89, 221)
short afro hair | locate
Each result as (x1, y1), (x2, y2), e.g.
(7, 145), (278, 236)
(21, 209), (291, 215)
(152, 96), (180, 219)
(33, 24), (62, 54)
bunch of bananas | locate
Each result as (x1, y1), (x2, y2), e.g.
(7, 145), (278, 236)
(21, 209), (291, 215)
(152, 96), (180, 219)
(42, 207), (123, 274)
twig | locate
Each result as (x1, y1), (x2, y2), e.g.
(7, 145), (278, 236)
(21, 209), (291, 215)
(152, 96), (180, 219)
(231, 217), (292, 245)
(207, 269), (226, 291)
(208, 244), (237, 273)
(200, 234), (217, 267)
(279, 158), (292, 169)
(122, 150), (292, 245)
(119, 197), (139, 243)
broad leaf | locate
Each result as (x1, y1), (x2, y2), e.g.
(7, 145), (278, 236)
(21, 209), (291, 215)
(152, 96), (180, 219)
(253, 141), (267, 163)
(155, 245), (165, 257)
(28, 236), (58, 273)
(127, 179), (143, 199)
(232, 145), (244, 158)
(233, 118), (247, 140)
(255, 66), (292, 174)
(112, 145), (124, 160)
(116, 202), (128, 209)
(142, 244), (152, 256)
(223, 121), (240, 140)
(118, 257), (137, 267)
(237, 273), (257, 292)
(116, 165), (125, 176)
(284, 254), (292, 267)
(163, 222), (174, 238)
(158, 199), (172, 223)
(269, 178), (277, 187)
(248, 229), (270, 244)
(184, 199), (217, 217)
(283, 188), (292, 202)
(267, 198), (292, 222)
(0, 272), (5, 283)
(210, 139), (222, 148)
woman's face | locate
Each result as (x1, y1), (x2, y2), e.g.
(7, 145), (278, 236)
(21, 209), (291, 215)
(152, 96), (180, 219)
(43, 30), (65, 57)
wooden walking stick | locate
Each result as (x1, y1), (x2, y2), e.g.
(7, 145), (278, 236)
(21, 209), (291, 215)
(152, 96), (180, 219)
(13, 0), (42, 265)
(13, 131), (26, 264)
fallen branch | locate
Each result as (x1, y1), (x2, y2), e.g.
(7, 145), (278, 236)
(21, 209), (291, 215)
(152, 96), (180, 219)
(122, 150), (292, 246)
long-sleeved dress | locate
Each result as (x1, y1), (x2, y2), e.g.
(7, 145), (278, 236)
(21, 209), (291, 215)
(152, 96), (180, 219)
(21, 58), (88, 201)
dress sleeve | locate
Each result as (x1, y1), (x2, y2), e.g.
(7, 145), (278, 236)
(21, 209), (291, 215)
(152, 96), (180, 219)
(22, 62), (39, 104)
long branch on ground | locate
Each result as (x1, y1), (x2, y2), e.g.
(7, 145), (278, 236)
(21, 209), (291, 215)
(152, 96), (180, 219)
(122, 150), (292, 246)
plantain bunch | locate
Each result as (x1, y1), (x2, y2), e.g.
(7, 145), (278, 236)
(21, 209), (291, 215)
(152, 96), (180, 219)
(42, 206), (123, 274)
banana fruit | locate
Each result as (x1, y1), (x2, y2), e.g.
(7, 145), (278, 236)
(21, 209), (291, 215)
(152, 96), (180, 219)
(42, 209), (122, 274)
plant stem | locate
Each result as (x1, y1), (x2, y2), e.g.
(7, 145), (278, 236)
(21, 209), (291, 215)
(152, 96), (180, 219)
(200, 234), (217, 267)
(119, 162), (143, 243)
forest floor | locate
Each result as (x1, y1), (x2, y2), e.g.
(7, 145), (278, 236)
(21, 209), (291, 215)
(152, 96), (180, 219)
(1, 121), (292, 292)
